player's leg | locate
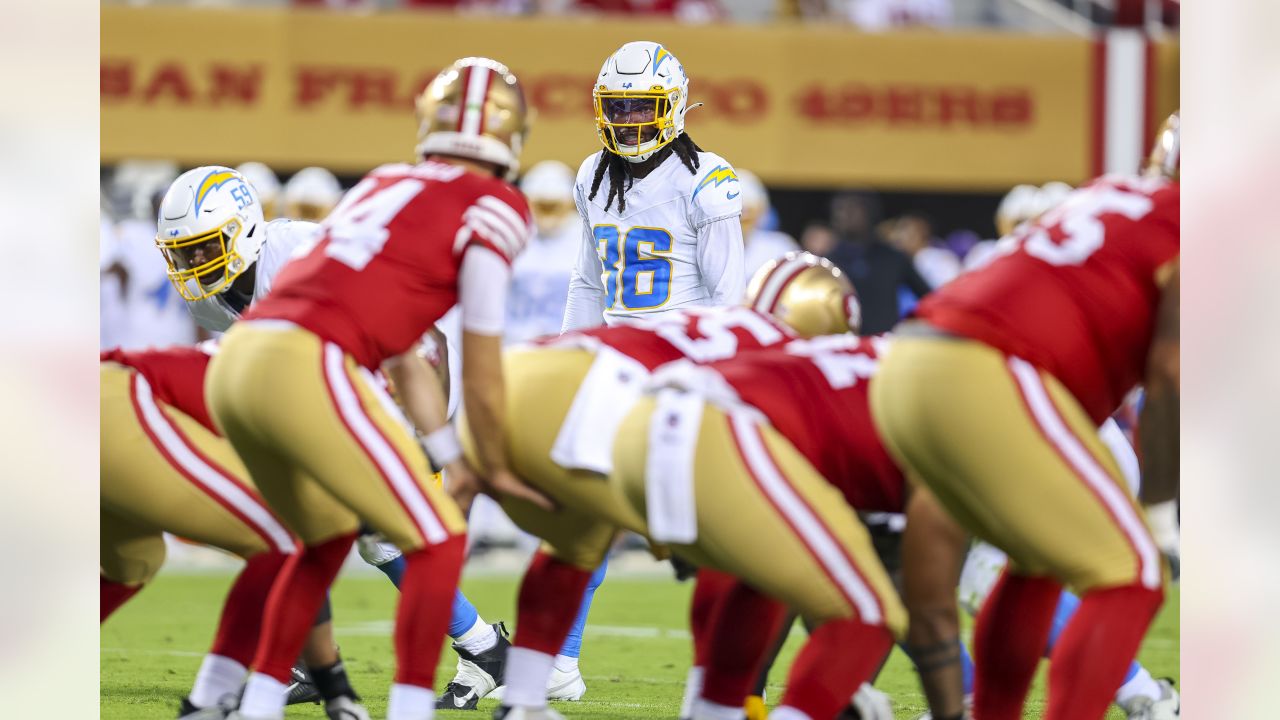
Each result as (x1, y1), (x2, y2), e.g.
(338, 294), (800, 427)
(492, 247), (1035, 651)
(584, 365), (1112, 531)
(102, 361), (303, 715)
(455, 348), (645, 712)
(613, 399), (904, 720)
(548, 556), (608, 701)
(210, 325), (457, 720)
(99, 509), (164, 622)
(871, 337), (1166, 720)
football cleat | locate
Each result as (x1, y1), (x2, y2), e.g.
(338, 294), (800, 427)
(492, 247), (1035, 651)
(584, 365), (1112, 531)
(436, 622), (512, 710)
(177, 696), (232, 719)
(546, 665), (587, 702)
(286, 664), (322, 706)
(1119, 678), (1180, 719)
(492, 705), (567, 720)
(325, 695), (372, 720)
(847, 683), (893, 720)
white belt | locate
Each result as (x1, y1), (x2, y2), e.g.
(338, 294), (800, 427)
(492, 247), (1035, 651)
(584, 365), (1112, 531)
(549, 347), (650, 475)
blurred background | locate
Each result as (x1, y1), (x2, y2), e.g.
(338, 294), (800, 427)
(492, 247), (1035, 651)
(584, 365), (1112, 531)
(101, 0), (1178, 348)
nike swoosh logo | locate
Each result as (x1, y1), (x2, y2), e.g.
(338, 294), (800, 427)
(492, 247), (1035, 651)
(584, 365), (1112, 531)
(726, 190), (740, 199)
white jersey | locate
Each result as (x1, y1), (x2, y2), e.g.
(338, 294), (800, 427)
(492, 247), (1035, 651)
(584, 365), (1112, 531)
(742, 228), (799, 290)
(185, 218), (320, 332)
(505, 219), (580, 346)
(562, 150), (745, 330)
(113, 218), (199, 350)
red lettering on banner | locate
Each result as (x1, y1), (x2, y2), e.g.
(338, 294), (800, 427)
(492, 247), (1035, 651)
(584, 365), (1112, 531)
(101, 59), (133, 101)
(887, 87), (923, 123)
(349, 69), (398, 110)
(143, 63), (194, 104)
(210, 64), (262, 105)
(991, 90), (1032, 125)
(793, 83), (1034, 129)
(709, 79), (768, 122)
(296, 67), (343, 107)
(937, 88), (979, 126)
(530, 74), (595, 119)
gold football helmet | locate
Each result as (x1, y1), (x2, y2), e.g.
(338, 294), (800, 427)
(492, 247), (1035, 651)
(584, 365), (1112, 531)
(745, 252), (861, 337)
(415, 57), (530, 179)
(1146, 110), (1180, 181)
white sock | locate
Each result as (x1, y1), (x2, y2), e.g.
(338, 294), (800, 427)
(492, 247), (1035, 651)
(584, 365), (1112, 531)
(692, 698), (746, 720)
(553, 654), (579, 674)
(679, 666), (705, 720)
(387, 683), (435, 720)
(768, 706), (812, 720)
(1115, 665), (1161, 706)
(236, 672), (287, 720)
(456, 617), (498, 655)
(503, 647), (555, 708)
(189, 654), (247, 708)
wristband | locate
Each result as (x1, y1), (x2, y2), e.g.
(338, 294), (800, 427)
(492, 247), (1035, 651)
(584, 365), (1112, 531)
(420, 425), (462, 467)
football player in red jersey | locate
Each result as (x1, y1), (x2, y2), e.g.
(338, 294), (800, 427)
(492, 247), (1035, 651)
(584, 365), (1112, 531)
(100, 346), (316, 719)
(206, 57), (549, 720)
(869, 113), (1180, 720)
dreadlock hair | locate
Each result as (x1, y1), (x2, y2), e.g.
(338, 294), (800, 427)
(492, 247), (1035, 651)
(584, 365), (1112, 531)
(588, 133), (703, 214)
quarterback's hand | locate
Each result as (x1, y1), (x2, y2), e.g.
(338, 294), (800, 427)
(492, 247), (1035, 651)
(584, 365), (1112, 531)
(444, 460), (484, 516)
(480, 468), (557, 513)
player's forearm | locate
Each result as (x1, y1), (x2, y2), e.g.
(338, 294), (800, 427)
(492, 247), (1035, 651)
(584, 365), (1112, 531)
(1138, 379), (1179, 504)
(561, 279), (606, 332)
(697, 218), (746, 304)
(382, 346), (450, 436)
(901, 488), (968, 717)
(462, 332), (510, 474)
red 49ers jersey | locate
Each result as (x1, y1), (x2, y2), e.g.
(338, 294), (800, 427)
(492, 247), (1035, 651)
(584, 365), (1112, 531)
(101, 345), (217, 434)
(705, 334), (905, 513)
(916, 175), (1179, 425)
(247, 161), (532, 369)
(547, 305), (797, 371)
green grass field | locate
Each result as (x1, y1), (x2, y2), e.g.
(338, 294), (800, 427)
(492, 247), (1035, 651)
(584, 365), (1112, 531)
(101, 569), (1179, 719)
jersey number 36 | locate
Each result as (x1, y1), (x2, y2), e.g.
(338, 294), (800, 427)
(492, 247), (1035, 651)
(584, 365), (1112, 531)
(593, 225), (674, 310)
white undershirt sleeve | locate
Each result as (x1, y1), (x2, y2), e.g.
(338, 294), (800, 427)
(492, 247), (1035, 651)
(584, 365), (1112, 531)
(696, 216), (747, 305)
(561, 219), (608, 332)
(458, 245), (511, 336)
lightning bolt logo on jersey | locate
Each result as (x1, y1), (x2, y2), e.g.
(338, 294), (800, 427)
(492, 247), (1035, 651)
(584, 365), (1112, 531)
(574, 151), (743, 323)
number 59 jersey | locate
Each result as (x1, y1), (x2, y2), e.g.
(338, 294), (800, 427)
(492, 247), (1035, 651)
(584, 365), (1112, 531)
(570, 150), (744, 326)
(915, 175), (1179, 424)
(247, 161), (532, 369)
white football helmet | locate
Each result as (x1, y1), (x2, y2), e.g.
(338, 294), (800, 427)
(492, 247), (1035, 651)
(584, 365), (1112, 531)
(155, 166), (265, 301)
(519, 160), (576, 235)
(994, 183), (1040, 238)
(593, 41), (691, 163)
(236, 161), (281, 219)
(283, 166), (342, 222)
(736, 169), (770, 236)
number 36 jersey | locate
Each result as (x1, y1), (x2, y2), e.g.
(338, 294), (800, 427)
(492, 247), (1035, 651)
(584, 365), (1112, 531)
(915, 175), (1179, 424)
(247, 161), (532, 369)
(564, 150), (745, 329)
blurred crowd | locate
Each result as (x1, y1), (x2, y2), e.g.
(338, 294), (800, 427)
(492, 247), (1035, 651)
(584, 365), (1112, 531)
(101, 158), (1076, 348)
(106, 0), (1178, 31)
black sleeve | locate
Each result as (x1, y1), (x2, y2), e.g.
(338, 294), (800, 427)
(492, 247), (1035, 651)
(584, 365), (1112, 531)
(903, 252), (933, 298)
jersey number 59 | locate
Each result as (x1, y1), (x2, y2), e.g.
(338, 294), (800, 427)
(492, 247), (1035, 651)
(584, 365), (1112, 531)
(593, 225), (674, 311)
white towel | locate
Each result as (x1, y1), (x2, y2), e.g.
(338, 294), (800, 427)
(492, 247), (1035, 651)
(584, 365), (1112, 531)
(550, 347), (650, 474)
(644, 388), (704, 544)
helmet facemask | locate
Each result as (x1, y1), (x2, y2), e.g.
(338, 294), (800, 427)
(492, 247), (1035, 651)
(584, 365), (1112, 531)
(157, 216), (252, 301)
(595, 88), (681, 163)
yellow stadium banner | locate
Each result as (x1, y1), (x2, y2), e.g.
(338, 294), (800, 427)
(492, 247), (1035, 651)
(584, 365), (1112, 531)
(101, 6), (1177, 190)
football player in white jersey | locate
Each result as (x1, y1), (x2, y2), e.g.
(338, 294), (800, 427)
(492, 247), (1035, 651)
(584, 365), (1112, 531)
(562, 40), (745, 331)
(737, 169), (799, 284)
(505, 160), (582, 346)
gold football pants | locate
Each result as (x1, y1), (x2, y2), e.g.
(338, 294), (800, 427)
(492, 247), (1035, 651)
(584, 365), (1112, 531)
(870, 336), (1164, 592)
(100, 362), (296, 586)
(458, 347), (648, 571)
(612, 397), (906, 635)
(206, 322), (465, 551)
